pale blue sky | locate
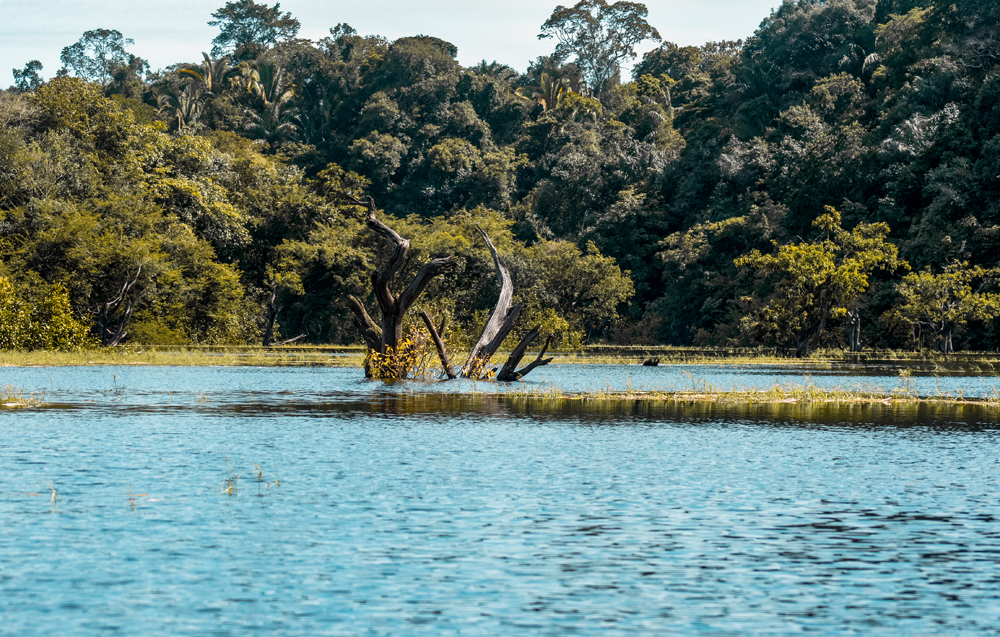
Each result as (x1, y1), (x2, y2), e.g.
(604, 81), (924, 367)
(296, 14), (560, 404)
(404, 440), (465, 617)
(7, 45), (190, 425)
(2, 0), (779, 81)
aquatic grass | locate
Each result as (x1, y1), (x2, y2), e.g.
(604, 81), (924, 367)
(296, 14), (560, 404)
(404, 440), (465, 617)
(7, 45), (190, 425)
(221, 456), (240, 496)
(251, 463), (281, 495)
(126, 483), (148, 510)
(479, 374), (1000, 410)
(1, 385), (44, 408)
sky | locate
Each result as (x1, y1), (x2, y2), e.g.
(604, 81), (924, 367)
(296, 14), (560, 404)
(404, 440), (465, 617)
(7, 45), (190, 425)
(1, 0), (779, 81)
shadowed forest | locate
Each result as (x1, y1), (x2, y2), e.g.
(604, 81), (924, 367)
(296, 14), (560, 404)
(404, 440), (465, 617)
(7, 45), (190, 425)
(3, 0), (1000, 355)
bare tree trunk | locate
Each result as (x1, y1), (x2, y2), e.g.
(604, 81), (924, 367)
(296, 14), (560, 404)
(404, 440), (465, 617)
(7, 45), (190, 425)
(941, 323), (954, 354)
(262, 284), (279, 346)
(460, 225), (522, 378)
(459, 226), (553, 381)
(847, 311), (862, 352)
(342, 195), (453, 378)
(345, 294), (381, 351)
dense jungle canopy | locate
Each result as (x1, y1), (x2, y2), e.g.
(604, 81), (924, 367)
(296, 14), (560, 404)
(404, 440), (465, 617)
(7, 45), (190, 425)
(3, 0), (1000, 353)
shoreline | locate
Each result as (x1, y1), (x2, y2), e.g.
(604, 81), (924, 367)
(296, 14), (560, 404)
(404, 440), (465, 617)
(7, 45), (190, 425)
(3, 345), (1000, 370)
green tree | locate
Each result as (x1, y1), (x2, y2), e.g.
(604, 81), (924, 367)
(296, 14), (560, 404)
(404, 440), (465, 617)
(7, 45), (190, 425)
(515, 72), (569, 111)
(889, 261), (1000, 353)
(239, 63), (298, 146)
(209, 0), (301, 60)
(0, 275), (94, 350)
(178, 52), (238, 94)
(12, 60), (44, 91)
(158, 83), (207, 131)
(60, 29), (135, 87)
(539, 0), (661, 95)
(735, 206), (905, 356)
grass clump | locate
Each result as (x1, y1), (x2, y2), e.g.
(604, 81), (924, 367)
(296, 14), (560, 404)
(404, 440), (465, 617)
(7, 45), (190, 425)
(484, 373), (1000, 410)
(1, 385), (44, 408)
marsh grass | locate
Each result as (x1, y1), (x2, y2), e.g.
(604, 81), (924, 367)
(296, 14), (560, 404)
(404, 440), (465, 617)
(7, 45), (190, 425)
(5, 344), (1000, 372)
(1, 385), (44, 408)
(0, 345), (369, 368)
(483, 373), (1000, 409)
(568, 346), (1000, 371)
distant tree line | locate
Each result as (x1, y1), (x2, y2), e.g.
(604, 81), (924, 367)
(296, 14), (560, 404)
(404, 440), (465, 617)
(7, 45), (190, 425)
(3, 0), (1000, 354)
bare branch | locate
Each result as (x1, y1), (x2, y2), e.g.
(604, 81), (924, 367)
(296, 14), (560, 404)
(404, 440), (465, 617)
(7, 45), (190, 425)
(497, 329), (553, 381)
(420, 310), (456, 379)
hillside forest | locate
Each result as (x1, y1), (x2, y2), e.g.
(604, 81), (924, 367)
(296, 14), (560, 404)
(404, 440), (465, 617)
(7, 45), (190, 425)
(3, 0), (1000, 355)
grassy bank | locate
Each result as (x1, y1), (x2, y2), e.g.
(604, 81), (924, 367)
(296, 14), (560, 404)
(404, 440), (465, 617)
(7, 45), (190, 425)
(2, 344), (1000, 374)
(0, 345), (368, 368)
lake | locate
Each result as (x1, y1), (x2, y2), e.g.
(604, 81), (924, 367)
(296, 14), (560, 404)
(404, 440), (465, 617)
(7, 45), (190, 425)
(2, 365), (1000, 635)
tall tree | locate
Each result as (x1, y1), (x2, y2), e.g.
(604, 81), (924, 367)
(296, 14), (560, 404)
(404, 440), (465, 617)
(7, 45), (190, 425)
(12, 60), (44, 91)
(60, 29), (135, 87)
(539, 0), (660, 95)
(209, 0), (301, 61)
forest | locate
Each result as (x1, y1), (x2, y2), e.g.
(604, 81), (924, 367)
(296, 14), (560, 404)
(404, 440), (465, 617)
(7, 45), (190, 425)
(2, 0), (1000, 355)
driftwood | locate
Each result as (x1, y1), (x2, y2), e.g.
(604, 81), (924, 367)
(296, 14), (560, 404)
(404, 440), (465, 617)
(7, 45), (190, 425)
(342, 194), (454, 377)
(271, 333), (306, 346)
(642, 357), (660, 366)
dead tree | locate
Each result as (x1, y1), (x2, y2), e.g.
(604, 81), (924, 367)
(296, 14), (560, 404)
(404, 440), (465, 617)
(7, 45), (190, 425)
(94, 265), (142, 346)
(459, 225), (552, 381)
(342, 194), (454, 378)
(846, 310), (862, 352)
(459, 227), (522, 377)
(496, 329), (553, 381)
(343, 198), (552, 381)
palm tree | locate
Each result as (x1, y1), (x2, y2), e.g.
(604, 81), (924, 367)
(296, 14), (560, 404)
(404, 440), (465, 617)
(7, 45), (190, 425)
(243, 101), (300, 146)
(473, 60), (516, 82)
(249, 62), (295, 106)
(239, 62), (299, 147)
(515, 73), (570, 111)
(177, 52), (238, 94)
(157, 82), (206, 131)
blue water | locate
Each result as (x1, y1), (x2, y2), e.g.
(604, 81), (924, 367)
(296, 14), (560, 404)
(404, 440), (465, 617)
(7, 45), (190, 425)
(2, 365), (1000, 635)
(2, 362), (998, 403)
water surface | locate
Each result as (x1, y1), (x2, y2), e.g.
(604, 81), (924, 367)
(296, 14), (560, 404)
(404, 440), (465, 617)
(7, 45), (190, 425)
(2, 365), (999, 635)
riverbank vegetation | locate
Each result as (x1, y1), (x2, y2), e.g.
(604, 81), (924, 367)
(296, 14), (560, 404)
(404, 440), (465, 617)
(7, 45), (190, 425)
(4, 0), (1000, 358)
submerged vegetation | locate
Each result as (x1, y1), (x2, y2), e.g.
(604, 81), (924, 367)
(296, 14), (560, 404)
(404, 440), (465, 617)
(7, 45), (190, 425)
(4, 0), (1000, 359)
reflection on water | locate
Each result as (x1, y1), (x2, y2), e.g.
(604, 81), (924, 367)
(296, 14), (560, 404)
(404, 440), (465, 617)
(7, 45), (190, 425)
(2, 365), (1000, 635)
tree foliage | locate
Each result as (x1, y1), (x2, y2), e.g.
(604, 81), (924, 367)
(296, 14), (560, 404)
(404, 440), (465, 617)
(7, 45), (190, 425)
(209, 0), (301, 60)
(539, 0), (660, 95)
(889, 261), (1000, 352)
(736, 207), (904, 356)
(12, 61), (44, 92)
(60, 29), (138, 88)
(6, 0), (1000, 352)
